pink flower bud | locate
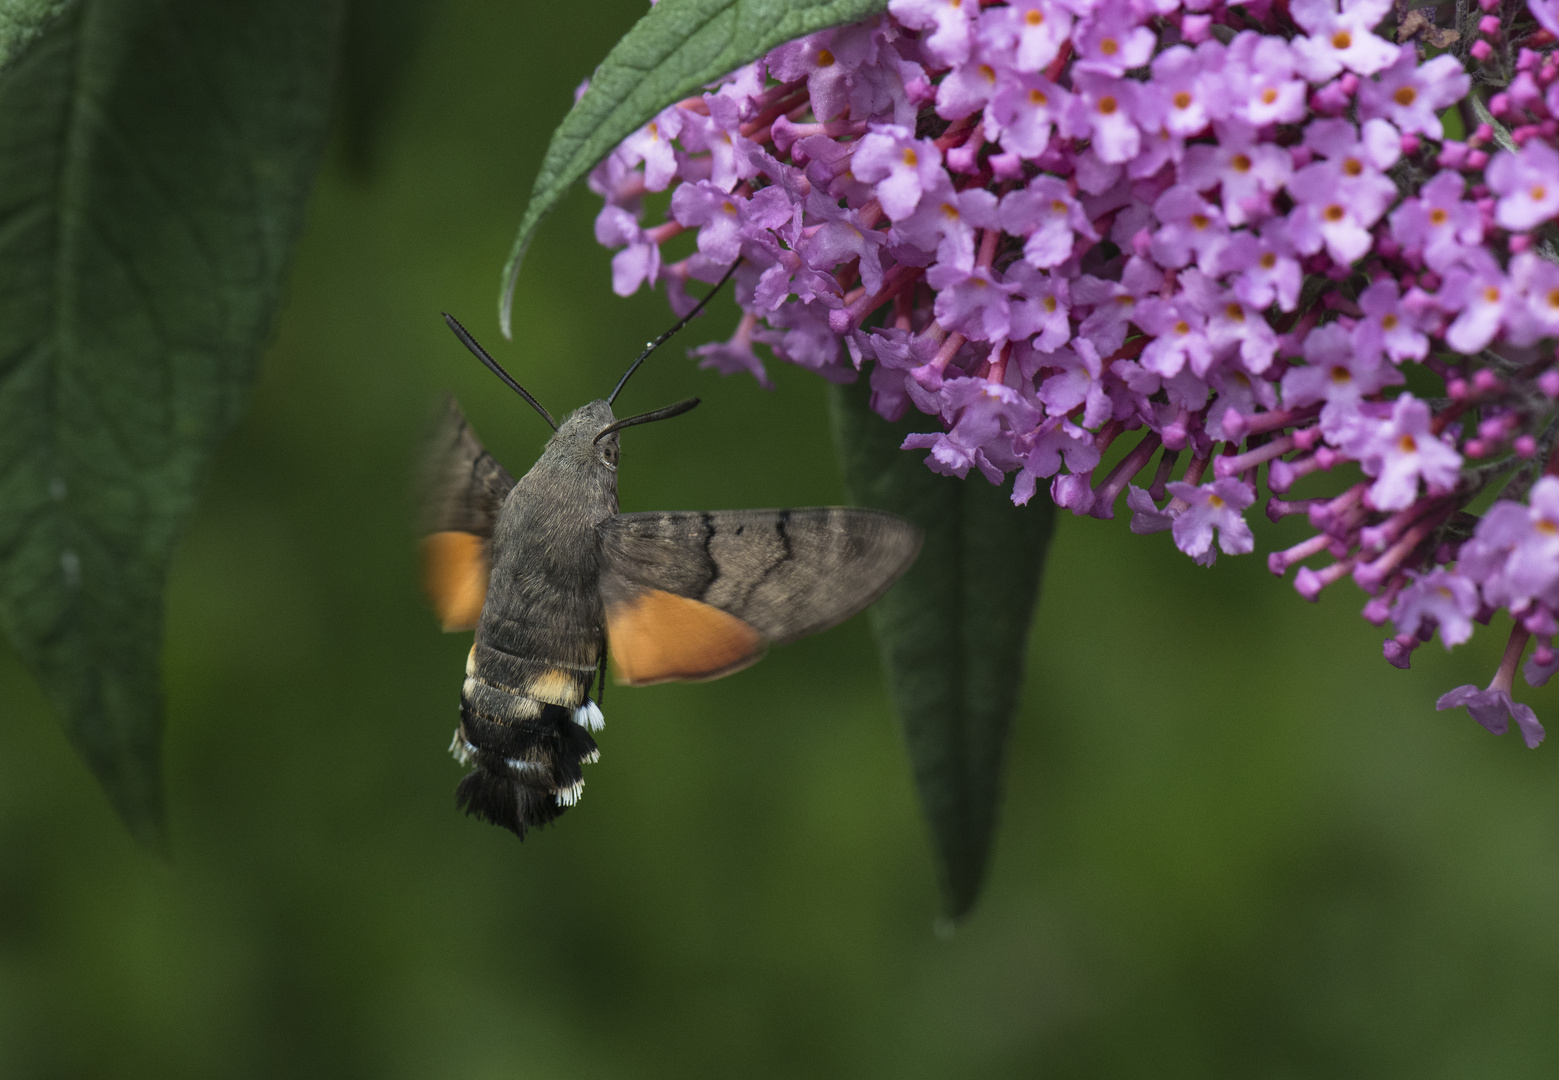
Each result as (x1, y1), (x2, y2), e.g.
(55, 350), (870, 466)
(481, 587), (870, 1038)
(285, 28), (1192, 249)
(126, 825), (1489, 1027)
(1478, 15), (1501, 37)
(1471, 40), (1494, 62)
(1516, 435), (1539, 458)
(1538, 369), (1559, 397)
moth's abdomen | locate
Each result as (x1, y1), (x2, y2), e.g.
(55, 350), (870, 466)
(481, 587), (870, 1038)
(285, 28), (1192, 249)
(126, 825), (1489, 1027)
(451, 643), (603, 839)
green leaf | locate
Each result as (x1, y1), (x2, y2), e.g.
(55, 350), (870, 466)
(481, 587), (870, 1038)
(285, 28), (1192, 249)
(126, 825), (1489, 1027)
(334, 0), (433, 179)
(830, 375), (1055, 922)
(0, 0), (342, 845)
(498, 0), (889, 337)
(0, 0), (75, 75)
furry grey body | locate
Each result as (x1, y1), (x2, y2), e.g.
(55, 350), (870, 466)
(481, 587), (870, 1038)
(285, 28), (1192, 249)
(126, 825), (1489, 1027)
(454, 401), (620, 836)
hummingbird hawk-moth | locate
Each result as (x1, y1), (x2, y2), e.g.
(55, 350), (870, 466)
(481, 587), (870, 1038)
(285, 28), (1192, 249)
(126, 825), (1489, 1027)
(421, 285), (922, 839)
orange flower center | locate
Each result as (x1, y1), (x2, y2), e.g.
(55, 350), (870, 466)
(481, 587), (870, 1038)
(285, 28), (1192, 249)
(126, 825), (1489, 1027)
(1429, 207), (1448, 226)
(1231, 153), (1252, 172)
(1330, 365), (1351, 384)
(1029, 88), (1049, 106)
(1394, 85), (1417, 106)
(1173, 91), (1192, 109)
(1260, 87), (1278, 104)
(1025, 8), (1044, 25)
(1323, 204), (1346, 222)
(817, 49), (835, 67)
(1342, 157), (1363, 177)
(1381, 314), (1399, 330)
(1098, 95), (1118, 115)
(1398, 434), (1418, 453)
(1332, 30), (1352, 49)
(902, 147), (918, 167)
(1101, 37), (1119, 56)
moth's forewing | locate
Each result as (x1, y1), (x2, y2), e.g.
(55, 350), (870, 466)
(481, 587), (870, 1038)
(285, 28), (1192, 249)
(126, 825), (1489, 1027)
(598, 508), (923, 681)
(418, 397), (516, 631)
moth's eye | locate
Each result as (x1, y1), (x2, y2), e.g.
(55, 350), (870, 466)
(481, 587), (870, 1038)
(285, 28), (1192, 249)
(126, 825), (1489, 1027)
(600, 441), (618, 468)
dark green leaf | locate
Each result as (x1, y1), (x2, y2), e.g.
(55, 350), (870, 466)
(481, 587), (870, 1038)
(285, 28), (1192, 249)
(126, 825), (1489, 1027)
(498, 0), (889, 337)
(0, 0), (74, 75)
(334, 0), (434, 179)
(830, 375), (1055, 922)
(0, 0), (342, 845)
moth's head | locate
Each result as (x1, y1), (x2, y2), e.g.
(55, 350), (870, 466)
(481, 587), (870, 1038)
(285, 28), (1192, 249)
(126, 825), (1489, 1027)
(554, 399), (621, 474)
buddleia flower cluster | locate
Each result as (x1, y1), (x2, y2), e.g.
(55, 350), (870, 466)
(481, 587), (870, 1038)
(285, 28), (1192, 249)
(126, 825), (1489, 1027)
(589, 0), (1559, 747)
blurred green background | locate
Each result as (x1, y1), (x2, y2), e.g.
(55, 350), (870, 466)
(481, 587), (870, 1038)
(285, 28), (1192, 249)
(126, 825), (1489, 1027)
(3, 1), (1559, 1076)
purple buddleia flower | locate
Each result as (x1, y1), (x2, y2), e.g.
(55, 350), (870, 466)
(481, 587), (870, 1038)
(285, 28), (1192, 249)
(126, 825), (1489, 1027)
(1459, 477), (1559, 610)
(620, 106), (685, 191)
(1289, 0), (1398, 82)
(1356, 395), (1462, 511)
(1007, 263), (1073, 352)
(1353, 280), (1428, 363)
(1013, 416), (1101, 504)
(1179, 121), (1292, 227)
(928, 263), (1019, 341)
(1126, 485), (1176, 534)
(891, 182), (998, 271)
(1281, 322), (1404, 435)
(1388, 170), (1483, 273)
(1436, 252), (1514, 354)
(1505, 253), (1559, 347)
(1073, 0), (1156, 78)
(1225, 223), (1303, 311)
(1148, 42), (1227, 138)
(851, 124), (947, 220)
(1136, 292), (1215, 378)
(1001, 178), (1094, 268)
(981, 0), (1073, 72)
(1225, 32), (1308, 125)
(889, 0), (977, 66)
(986, 70), (1070, 156)
(1356, 46), (1469, 138)
(1065, 72), (1143, 164)
(1485, 142), (1559, 233)
(1166, 477), (1256, 563)
(1390, 568), (1480, 647)
(1437, 683), (1546, 747)
(1150, 186), (1230, 272)
(1439, 624), (1547, 748)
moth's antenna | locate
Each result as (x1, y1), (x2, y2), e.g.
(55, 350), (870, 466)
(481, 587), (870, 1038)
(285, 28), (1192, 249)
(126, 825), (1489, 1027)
(594, 398), (700, 443)
(606, 259), (740, 406)
(443, 313), (559, 432)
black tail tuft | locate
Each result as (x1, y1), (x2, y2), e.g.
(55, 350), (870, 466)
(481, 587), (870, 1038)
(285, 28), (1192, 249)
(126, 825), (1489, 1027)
(455, 768), (565, 839)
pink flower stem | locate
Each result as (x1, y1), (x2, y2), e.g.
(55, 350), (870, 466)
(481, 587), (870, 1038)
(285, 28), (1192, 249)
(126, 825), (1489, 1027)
(1147, 447), (1179, 502)
(1268, 531), (1333, 575)
(1090, 432), (1164, 519)
(830, 264), (927, 333)
(1490, 623), (1533, 694)
(1353, 504), (1454, 593)
(1214, 434), (1296, 478)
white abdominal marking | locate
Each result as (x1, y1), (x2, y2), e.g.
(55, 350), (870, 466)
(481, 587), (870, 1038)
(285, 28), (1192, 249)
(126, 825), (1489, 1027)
(554, 780), (585, 806)
(573, 700), (605, 731)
